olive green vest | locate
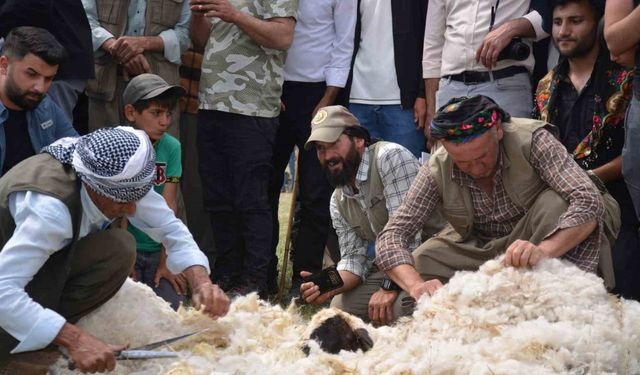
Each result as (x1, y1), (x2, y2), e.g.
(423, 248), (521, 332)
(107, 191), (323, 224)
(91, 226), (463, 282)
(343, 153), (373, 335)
(85, 0), (182, 101)
(0, 154), (82, 252)
(335, 142), (390, 241)
(429, 118), (552, 241)
(335, 142), (446, 242)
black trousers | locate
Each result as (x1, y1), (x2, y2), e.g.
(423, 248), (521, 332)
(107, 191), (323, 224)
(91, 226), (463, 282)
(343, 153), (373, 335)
(198, 110), (278, 289)
(267, 82), (334, 288)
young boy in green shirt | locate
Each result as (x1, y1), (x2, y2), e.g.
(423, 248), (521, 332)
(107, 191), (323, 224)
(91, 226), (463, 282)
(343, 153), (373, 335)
(121, 74), (186, 309)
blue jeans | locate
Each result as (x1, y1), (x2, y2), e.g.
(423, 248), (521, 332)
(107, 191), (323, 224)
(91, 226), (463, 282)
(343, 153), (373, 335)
(436, 72), (533, 118)
(135, 251), (185, 310)
(349, 104), (426, 158)
(623, 95), (640, 221)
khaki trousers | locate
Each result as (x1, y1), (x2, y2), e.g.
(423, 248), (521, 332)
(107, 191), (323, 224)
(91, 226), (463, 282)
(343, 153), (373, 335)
(330, 269), (415, 323)
(0, 229), (136, 357)
(413, 189), (616, 289)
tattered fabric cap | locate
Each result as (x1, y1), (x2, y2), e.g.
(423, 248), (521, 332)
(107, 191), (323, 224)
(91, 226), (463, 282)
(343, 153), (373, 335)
(42, 127), (156, 202)
(430, 95), (510, 143)
(304, 105), (369, 150)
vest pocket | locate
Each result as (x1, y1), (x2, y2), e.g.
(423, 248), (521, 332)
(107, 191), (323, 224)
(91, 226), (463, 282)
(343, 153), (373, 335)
(97, 0), (125, 25)
(150, 0), (184, 27)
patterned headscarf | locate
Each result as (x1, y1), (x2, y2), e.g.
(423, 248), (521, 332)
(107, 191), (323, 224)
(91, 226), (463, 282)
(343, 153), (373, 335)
(431, 95), (510, 143)
(43, 127), (156, 202)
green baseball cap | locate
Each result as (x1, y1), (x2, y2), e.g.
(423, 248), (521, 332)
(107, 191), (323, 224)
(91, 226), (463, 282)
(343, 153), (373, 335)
(122, 73), (185, 105)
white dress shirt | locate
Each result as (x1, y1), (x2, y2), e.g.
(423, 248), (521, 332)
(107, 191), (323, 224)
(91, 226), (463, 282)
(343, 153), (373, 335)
(82, 0), (191, 64)
(0, 185), (209, 353)
(283, 0), (357, 87)
(422, 0), (549, 78)
(349, 0), (402, 105)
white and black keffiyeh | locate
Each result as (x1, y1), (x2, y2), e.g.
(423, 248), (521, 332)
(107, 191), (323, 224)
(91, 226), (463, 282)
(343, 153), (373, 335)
(43, 127), (156, 202)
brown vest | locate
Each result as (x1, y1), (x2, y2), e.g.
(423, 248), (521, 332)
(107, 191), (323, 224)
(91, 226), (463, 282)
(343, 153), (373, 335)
(0, 154), (82, 251)
(429, 118), (552, 241)
(85, 0), (182, 101)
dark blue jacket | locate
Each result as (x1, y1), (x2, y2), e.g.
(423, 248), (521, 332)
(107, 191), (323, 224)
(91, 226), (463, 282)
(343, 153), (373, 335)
(0, 95), (78, 174)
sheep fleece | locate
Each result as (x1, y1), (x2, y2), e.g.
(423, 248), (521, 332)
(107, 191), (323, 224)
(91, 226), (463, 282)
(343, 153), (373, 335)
(50, 258), (640, 374)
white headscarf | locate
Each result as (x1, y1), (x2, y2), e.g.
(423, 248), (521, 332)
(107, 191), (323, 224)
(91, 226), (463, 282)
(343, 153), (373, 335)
(43, 126), (156, 202)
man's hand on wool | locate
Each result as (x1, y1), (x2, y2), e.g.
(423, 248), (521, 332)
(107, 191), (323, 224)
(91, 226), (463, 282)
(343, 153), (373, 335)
(184, 265), (230, 318)
(299, 271), (333, 305)
(368, 289), (398, 326)
(504, 239), (548, 268)
(192, 282), (230, 319)
(408, 279), (443, 300)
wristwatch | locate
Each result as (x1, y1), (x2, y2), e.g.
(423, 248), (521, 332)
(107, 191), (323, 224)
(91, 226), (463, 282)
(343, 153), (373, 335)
(381, 278), (401, 291)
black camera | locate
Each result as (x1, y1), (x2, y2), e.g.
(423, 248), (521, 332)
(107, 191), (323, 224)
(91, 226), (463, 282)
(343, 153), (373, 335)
(497, 38), (530, 61)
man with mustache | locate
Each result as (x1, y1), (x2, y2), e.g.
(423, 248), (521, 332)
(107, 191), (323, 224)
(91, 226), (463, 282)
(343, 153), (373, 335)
(299, 105), (444, 325)
(534, 0), (638, 300)
(0, 26), (78, 176)
(376, 95), (619, 301)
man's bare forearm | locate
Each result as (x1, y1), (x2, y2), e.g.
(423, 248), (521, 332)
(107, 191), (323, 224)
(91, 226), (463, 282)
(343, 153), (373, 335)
(592, 155), (622, 183)
(190, 14), (212, 51)
(385, 264), (424, 293)
(605, 0), (640, 56)
(538, 220), (598, 258)
(183, 264), (211, 288)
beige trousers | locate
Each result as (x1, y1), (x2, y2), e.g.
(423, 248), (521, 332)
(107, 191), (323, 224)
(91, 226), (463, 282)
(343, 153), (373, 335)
(413, 189), (616, 289)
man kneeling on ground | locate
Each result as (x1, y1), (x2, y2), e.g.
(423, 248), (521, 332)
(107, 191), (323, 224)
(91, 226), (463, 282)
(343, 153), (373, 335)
(299, 106), (444, 325)
(376, 95), (620, 301)
(0, 127), (229, 372)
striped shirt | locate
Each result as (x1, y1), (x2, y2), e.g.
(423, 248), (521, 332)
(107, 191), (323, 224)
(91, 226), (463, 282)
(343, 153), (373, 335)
(377, 129), (605, 273)
(332, 142), (421, 280)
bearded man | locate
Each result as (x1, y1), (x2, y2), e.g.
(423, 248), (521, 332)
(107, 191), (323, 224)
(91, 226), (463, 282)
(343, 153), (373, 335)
(299, 105), (444, 325)
(534, 0), (638, 300)
(0, 26), (77, 176)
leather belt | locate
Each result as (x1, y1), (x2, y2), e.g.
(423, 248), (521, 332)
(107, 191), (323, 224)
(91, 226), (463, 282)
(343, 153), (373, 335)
(444, 66), (528, 85)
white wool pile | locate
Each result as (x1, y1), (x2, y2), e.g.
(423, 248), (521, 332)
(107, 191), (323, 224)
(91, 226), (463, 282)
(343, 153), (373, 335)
(50, 259), (640, 374)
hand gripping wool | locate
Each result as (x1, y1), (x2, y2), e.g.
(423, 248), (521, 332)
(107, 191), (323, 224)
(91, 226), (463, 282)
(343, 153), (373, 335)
(50, 258), (640, 375)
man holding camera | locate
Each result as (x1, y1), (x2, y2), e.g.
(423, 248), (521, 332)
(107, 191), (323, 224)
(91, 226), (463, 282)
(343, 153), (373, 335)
(299, 106), (444, 326)
(423, 0), (550, 131)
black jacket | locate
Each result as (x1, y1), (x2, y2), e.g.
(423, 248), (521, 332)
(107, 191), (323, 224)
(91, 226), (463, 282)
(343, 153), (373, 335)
(0, 0), (95, 81)
(348, 0), (428, 110)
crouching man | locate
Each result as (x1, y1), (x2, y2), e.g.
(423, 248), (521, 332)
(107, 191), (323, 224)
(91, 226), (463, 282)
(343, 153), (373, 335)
(0, 127), (229, 372)
(377, 95), (620, 301)
(299, 106), (444, 325)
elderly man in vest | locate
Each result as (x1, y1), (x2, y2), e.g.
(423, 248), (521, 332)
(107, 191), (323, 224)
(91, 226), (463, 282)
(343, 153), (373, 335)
(376, 95), (620, 301)
(299, 105), (444, 325)
(82, 0), (189, 134)
(0, 127), (229, 372)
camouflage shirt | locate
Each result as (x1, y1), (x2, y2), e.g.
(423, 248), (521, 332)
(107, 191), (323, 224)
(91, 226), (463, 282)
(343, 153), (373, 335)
(199, 0), (298, 118)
